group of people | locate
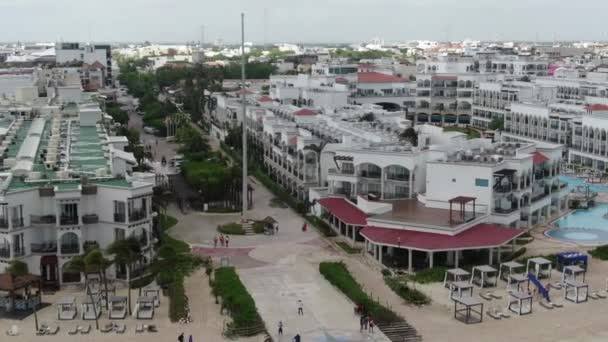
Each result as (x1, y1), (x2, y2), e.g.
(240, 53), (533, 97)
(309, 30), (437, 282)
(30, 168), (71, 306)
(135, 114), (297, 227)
(177, 332), (193, 342)
(359, 314), (375, 333)
(277, 300), (305, 341)
(213, 234), (230, 248)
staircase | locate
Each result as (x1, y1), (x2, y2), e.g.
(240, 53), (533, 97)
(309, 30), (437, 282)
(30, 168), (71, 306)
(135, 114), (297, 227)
(242, 222), (255, 236)
(377, 322), (423, 342)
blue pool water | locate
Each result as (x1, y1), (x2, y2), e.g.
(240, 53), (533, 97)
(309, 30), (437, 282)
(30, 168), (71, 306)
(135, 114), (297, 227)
(559, 175), (608, 193)
(546, 203), (608, 244)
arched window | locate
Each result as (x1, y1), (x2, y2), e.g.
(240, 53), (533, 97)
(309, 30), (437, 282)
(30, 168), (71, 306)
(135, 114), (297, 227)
(60, 232), (79, 254)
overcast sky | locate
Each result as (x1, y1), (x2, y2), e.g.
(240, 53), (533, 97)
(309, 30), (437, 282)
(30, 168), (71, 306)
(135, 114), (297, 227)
(1, 0), (606, 43)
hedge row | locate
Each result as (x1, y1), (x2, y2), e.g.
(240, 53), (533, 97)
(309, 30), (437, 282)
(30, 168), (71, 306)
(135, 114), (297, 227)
(384, 276), (430, 306)
(212, 267), (265, 336)
(319, 262), (401, 325)
(168, 275), (187, 322)
(306, 215), (337, 237)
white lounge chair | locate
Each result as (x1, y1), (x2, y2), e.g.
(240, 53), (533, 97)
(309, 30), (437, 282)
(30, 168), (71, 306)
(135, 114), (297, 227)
(539, 300), (554, 310)
(479, 292), (493, 301)
(487, 309), (502, 320)
(5, 325), (19, 336)
(68, 326), (78, 335)
(115, 324), (126, 334)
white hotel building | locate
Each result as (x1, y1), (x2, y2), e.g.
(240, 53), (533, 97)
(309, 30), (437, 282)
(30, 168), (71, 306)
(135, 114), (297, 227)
(0, 94), (154, 288)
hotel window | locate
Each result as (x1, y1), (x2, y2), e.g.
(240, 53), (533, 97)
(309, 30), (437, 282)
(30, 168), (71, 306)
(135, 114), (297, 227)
(475, 178), (489, 187)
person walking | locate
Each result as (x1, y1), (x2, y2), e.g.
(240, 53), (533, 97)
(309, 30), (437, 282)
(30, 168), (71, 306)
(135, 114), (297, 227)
(297, 300), (303, 315)
(225, 235), (230, 248)
(301, 223), (307, 232)
(363, 315), (369, 330)
(177, 332), (184, 342)
(189, 334), (193, 342)
(359, 315), (364, 332)
(369, 318), (374, 333)
(219, 234), (225, 247)
(293, 334), (301, 342)
(213, 236), (218, 248)
(278, 321), (283, 336)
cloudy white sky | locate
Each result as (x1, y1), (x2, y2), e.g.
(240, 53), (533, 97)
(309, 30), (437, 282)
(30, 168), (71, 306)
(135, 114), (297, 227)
(0, 0), (606, 43)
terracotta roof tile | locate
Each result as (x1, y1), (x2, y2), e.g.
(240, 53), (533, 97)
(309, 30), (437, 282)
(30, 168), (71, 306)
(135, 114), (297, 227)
(357, 72), (406, 84)
(318, 197), (367, 225)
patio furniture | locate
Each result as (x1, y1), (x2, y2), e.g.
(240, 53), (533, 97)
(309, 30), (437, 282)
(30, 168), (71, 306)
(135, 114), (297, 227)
(487, 307), (502, 320)
(68, 326), (78, 335)
(526, 257), (553, 279)
(115, 324), (126, 334)
(109, 296), (128, 319)
(80, 325), (91, 334)
(46, 326), (59, 335)
(508, 291), (533, 315)
(498, 261), (525, 282)
(6, 325), (19, 336)
(140, 283), (161, 308)
(453, 295), (483, 324)
(448, 281), (474, 300)
(81, 295), (102, 320)
(135, 324), (144, 333)
(470, 265), (498, 288)
(561, 265), (586, 285)
(443, 268), (470, 289)
(135, 296), (155, 319)
(564, 279), (588, 303)
(57, 296), (77, 320)
(556, 251), (587, 271)
(507, 274), (529, 291)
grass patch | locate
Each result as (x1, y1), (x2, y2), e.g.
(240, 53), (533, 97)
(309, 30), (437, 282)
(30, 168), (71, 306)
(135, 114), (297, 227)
(159, 214), (189, 254)
(409, 267), (447, 284)
(212, 267), (265, 336)
(269, 198), (288, 208)
(589, 245), (608, 260)
(336, 241), (362, 254)
(168, 275), (186, 322)
(384, 276), (430, 306)
(306, 215), (337, 237)
(319, 261), (401, 325)
(218, 223), (245, 235)
(443, 126), (481, 139)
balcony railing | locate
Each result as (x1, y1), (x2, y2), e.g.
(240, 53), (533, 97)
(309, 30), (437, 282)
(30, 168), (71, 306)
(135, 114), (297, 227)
(59, 216), (79, 226)
(82, 214), (99, 224)
(12, 248), (25, 257)
(31, 242), (57, 253)
(129, 209), (147, 222)
(60, 244), (80, 255)
(383, 192), (409, 200)
(386, 174), (409, 182)
(0, 218), (8, 229)
(0, 248), (10, 258)
(114, 213), (126, 223)
(11, 217), (24, 228)
(493, 207), (517, 214)
(494, 185), (513, 193)
(31, 215), (56, 225)
(359, 171), (381, 179)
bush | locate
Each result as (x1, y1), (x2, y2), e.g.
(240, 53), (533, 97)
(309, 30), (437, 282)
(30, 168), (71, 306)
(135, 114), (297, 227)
(384, 276), (430, 306)
(337, 241), (362, 254)
(212, 267), (265, 336)
(131, 273), (156, 289)
(168, 275), (187, 322)
(306, 215), (337, 237)
(159, 214), (189, 254)
(381, 268), (392, 277)
(410, 267), (447, 284)
(589, 245), (608, 260)
(319, 262), (401, 325)
(218, 223), (245, 235)
(252, 221), (265, 234)
(503, 247), (527, 262)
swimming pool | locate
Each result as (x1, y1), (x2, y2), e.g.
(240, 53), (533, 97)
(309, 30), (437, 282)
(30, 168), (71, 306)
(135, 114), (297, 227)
(559, 175), (608, 193)
(545, 203), (608, 244)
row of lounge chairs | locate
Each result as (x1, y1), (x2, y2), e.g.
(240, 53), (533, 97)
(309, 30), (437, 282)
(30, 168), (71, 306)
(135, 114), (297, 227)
(67, 325), (91, 335)
(100, 322), (127, 334)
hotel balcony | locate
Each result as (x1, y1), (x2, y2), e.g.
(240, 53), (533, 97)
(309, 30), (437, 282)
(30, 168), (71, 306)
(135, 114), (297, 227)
(0, 218), (8, 230)
(82, 214), (99, 225)
(31, 215), (56, 225)
(114, 213), (126, 223)
(0, 247), (10, 259)
(129, 209), (147, 222)
(60, 244), (80, 255)
(59, 216), (79, 226)
(31, 242), (57, 254)
(11, 217), (24, 228)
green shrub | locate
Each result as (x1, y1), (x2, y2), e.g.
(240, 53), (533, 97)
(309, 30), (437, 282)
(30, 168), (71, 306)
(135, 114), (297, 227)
(218, 223), (245, 235)
(337, 241), (362, 254)
(130, 273), (155, 289)
(410, 267), (447, 284)
(589, 245), (608, 260)
(381, 268), (392, 277)
(212, 267), (264, 336)
(319, 262), (401, 325)
(159, 214), (189, 254)
(503, 247), (527, 262)
(168, 275), (187, 322)
(384, 276), (430, 306)
(252, 221), (265, 234)
(306, 215), (337, 237)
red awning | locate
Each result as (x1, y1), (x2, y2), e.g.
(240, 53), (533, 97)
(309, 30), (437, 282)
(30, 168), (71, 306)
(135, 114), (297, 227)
(293, 108), (317, 116)
(357, 72), (406, 83)
(360, 224), (524, 251)
(532, 152), (549, 165)
(585, 104), (608, 111)
(318, 197), (367, 226)
(257, 95), (273, 102)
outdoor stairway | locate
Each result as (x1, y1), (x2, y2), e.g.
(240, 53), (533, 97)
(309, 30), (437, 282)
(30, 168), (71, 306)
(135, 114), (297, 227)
(242, 222), (255, 236)
(377, 322), (422, 342)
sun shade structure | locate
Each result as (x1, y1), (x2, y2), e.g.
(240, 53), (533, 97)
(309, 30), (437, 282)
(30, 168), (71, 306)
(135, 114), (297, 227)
(508, 291), (533, 315)
(453, 295), (483, 324)
(82, 294), (102, 320)
(526, 257), (553, 279)
(443, 268), (470, 289)
(0, 273), (42, 312)
(140, 283), (161, 308)
(561, 265), (586, 285)
(136, 296), (155, 319)
(448, 196), (476, 224)
(109, 296), (127, 319)
(498, 261), (525, 282)
(448, 281), (474, 300)
(564, 279), (589, 303)
(470, 265), (498, 288)
(56, 296), (77, 320)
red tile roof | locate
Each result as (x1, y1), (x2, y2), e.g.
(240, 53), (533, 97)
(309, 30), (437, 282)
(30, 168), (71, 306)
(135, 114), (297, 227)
(357, 72), (406, 84)
(335, 77), (349, 84)
(257, 95), (273, 102)
(317, 197), (367, 226)
(585, 104), (608, 111)
(360, 223), (524, 251)
(532, 152), (549, 165)
(293, 108), (317, 116)
(235, 89), (254, 95)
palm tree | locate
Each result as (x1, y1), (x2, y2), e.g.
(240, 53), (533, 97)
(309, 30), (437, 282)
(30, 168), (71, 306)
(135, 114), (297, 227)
(107, 236), (142, 316)
(150, 245), (205, 287)
(64, 255), (99, 330)
(84, 249), (112, 310)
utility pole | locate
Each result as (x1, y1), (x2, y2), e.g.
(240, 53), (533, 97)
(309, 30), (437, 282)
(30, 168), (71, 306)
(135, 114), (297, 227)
(241, 13), (248, 216)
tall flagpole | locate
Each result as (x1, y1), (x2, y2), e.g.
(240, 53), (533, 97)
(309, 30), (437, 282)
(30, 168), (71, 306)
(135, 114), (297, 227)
(241, 13), (248, 216)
